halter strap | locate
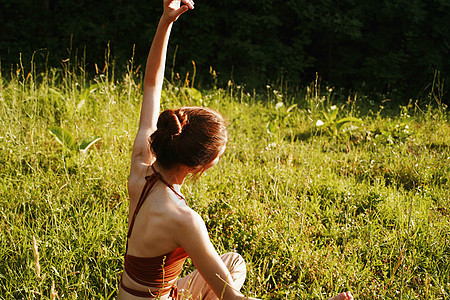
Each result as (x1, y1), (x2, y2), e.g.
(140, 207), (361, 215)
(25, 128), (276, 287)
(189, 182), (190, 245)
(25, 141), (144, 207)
(150, 165), (186, 202)
(127, 165), (187, 240)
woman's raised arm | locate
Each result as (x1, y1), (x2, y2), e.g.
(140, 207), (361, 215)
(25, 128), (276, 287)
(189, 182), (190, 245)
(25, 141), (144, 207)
(131, 0), (194, 165)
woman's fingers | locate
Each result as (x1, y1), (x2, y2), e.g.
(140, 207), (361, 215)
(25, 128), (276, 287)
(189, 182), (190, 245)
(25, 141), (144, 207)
(164, 0), (193, 22)
(166, 0), (194, 10)
(173, 4), (189, 18)
(181, 0), (194, 10)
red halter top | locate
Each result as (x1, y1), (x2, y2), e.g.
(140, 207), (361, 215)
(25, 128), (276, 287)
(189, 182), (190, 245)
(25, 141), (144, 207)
(120, 165), (189, 298)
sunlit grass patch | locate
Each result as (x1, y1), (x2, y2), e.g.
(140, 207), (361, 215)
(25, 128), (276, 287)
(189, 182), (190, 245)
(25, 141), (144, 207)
(0, 59), (449, 299)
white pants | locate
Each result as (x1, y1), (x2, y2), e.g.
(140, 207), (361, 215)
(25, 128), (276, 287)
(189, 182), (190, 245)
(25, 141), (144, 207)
(175, 252), (247, 300)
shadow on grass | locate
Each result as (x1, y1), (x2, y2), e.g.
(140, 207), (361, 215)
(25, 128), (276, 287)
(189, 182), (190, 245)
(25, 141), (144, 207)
(286, 130), (314, 142)
(427, 142), (450, 151)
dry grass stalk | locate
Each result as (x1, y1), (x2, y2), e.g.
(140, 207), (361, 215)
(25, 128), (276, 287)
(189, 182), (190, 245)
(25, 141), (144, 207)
(32, 236), (41, 280)
(51, 280), (59, 299)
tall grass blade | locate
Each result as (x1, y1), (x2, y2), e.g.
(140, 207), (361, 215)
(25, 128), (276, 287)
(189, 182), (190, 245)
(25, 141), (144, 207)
(79, 137), (102, 151)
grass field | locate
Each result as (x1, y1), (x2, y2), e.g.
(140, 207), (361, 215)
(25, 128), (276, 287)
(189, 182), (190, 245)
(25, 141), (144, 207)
(0, 61), (449, 299)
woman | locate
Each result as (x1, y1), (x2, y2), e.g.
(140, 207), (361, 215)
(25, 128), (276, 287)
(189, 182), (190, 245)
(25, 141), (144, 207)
(119, 1), (354, 299)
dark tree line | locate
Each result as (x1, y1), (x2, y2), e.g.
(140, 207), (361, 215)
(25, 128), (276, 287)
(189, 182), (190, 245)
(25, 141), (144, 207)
(1, 0), (449, 101)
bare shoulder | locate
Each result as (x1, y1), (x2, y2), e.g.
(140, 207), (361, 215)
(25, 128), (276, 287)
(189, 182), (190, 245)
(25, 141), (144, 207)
(173, 205), (204, 229)
(171, 206), (215, 256)
(172, 206), (207, 240)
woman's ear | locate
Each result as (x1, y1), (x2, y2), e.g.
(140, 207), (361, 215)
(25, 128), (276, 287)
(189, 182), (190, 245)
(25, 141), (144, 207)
(188, 165), (203, 174)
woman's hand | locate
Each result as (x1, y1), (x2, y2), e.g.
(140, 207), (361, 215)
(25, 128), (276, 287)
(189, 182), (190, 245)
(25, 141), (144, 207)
(162, 0), (194, 23)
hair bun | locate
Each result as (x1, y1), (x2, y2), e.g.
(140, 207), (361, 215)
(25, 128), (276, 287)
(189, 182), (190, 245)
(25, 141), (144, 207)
(150, 106), (227, 172)
(157, 109), (187, 137)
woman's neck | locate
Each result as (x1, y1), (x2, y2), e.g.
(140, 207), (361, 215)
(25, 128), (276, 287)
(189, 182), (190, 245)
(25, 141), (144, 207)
(152, 162), (189, 190)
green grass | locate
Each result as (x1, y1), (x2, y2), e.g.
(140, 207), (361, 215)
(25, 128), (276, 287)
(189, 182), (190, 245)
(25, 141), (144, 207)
(0, 61), (449, 299)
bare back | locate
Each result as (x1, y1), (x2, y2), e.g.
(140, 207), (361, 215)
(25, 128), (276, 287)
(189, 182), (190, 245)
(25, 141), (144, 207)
(126, 162), (192, 258)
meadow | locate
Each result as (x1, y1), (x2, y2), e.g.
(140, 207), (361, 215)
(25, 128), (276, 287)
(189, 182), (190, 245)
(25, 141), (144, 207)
(0, 59), (449, 299)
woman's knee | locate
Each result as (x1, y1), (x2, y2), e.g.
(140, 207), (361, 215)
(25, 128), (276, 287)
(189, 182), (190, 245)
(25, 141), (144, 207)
(221, 252), (245, 267)
(224, 252), (247, 290)
(221, 252), (247, 282)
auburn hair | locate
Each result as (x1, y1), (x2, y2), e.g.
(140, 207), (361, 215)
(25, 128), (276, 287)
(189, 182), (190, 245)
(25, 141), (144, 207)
(150, 107), (227, 173)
